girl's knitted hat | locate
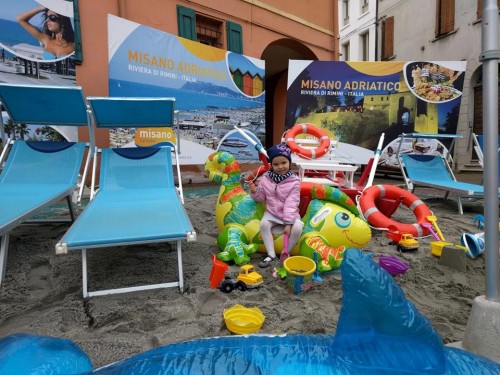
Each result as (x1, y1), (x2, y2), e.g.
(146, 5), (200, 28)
(267, 144), (292, 163)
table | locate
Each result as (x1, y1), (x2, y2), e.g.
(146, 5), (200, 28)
(294, 159), (359, 188)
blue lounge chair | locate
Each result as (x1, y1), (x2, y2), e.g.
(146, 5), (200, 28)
(400, 153), (498, 214)
(0, 84), (92, 286)
(55, 97), (196, 298)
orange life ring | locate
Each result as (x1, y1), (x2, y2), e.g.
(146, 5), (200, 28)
(359, 184), (432, 237)
(285, 123), (331, 159)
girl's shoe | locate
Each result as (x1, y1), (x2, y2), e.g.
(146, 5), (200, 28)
(258, 256), (276, 268)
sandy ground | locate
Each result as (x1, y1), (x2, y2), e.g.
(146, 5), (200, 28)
(0, 172), (495, 369)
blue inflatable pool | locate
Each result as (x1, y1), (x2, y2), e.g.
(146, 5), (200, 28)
(1, 249), (499, 374)
(89, 249), (500, 374)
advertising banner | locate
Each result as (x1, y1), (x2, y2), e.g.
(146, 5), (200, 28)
(286, 60), (466, 169)
(0, 0), (77, 141)
(108, 15), (265, 165)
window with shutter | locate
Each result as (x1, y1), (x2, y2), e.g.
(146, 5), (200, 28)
(361, 33), (369, 61)
(435, 0), (455, 37)
(342, 42), (350, 61)
(177, 6), (243, 52)
(177, 5), (196, 41)
(382, 17), (394, 60)
(361, 0), (369, 14)
(227, 21), (243, 54)
(343, 0), (350, 26)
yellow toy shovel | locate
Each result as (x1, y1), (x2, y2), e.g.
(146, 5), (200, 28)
(426, 215), (445, 242)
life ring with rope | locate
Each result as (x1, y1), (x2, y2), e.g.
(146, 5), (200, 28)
(285, 123), (331, 159)
(359, 184), (432, 237)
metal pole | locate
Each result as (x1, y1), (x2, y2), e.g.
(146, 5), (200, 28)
(480, 0), (499, 301)
(0, 103), (6, 145)
(175, 110), (180, 154)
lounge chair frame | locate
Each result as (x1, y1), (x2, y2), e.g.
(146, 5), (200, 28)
(56, 97), (196, 298)
(396, 133), (496, 214)
(0, 83), (93, 286)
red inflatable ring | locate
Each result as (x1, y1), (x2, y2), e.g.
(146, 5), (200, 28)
(285, 123), (331, 159)
(359, 184), (432, 237)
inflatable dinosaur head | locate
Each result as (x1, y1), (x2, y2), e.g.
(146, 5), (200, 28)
(305, 202), (372, 248)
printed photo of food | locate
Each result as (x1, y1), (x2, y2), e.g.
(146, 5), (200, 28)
(404, 61), (466, 104)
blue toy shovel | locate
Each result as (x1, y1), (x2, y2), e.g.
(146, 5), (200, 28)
(280, 233), (290, 261)
(312, 252), (323, 283)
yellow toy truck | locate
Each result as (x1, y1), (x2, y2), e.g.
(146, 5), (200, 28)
(209, 255), (263, 293)
(386, 231), (419, 253)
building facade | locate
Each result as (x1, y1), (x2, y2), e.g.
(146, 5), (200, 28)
(376, 0), (500, 171)
(338, 0), (377, 61)
(76, 0), (340, 147)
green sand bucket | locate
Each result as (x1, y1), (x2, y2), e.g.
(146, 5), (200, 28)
(283, 256), (316, 295)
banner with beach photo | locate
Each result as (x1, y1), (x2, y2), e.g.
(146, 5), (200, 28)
(0, 0), (77, 141)
(108, 15), (266, 165)
(286, 60), (466, 169)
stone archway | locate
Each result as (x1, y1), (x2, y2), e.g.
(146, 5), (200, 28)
(260, 39), (318, 146)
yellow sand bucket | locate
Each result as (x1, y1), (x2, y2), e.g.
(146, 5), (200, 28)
(223, 304), (265, 335)
(431, 241), (467, 257)
(430, 241), (453, 257)
(283, 256), (316, 295)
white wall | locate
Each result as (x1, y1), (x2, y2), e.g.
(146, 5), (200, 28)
(377, 0), (497, 170)
(339, 0), (377, 61)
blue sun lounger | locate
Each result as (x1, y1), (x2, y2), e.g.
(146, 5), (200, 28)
(400, 153), (497, 214)
(395, 132), (497, 214)
(55, 97), (196, 298)
(0, 84), (92, 286)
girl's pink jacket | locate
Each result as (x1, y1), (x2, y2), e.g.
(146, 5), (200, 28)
(250, 173), (301, 224)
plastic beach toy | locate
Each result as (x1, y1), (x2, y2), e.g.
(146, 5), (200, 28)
(421, 223), (441, 241)
(312, 252), (323, 283)
(461, 232), (485, 259)
(379, 255), (409, 276)
(430, 241), (453, 257)
(0, 333), (93, 374)
(280, 233), (290, 261)
(223, 304), (265, 335)
(283, 256), (316, 295)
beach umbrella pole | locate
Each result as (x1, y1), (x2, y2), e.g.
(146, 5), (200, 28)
(364, 133), (385, 190)
(233, 126), (268, 159)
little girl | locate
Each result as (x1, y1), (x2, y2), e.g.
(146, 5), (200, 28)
(247, 144), (303, 268)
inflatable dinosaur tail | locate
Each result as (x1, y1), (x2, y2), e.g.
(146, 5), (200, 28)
(205, 151), (242, 188)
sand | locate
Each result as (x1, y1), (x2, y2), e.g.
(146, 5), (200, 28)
(0, 174), (493, 369)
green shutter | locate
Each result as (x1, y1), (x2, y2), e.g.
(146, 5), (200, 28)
(177, 5), (196, 41)
(226, 21), (243, 54)
(72, 0), (83, 64)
